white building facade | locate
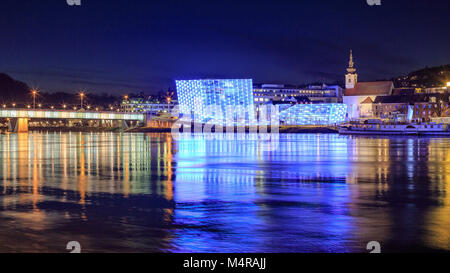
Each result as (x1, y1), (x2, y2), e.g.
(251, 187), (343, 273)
(343, 50), (394, 120)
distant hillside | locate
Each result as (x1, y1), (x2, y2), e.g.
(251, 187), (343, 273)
(0, 73), (119, 107)
(0, 73), (30, 101)
(394, 65), (450, 88)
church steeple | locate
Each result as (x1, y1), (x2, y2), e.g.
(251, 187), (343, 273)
(345, 49), (358, 89)
(347, 50), (356, 74)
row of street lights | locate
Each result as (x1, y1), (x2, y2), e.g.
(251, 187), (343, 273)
(17, 89), (124, 111)
(1, 103), (100, 111)
(3, 89), (136, 112)
(30, 89), (87, 110)
(31, 91), (174, 111)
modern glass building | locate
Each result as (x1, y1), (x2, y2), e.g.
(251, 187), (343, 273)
(175, 79), (256, 124)
(279, 104), (347, 125)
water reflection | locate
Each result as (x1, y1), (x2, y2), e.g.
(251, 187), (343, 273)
(0, 132), (175, 252)
(0, 132), (448, 252)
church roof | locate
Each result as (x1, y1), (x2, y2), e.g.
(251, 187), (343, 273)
(361, 97), (374, 104)
(344, 81), (394, 96)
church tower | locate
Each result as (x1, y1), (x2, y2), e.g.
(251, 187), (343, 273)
(345, 50), (358, 89)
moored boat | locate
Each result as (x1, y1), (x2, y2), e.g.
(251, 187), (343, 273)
(339, 122), (450, 136)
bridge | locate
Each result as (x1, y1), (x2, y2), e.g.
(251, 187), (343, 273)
(0, 109), (146, 133)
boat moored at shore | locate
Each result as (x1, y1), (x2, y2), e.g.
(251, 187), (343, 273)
(339, 122), (450, 136)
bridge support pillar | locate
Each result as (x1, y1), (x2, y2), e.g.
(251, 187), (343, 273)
(112, 120), (129, 130)
(102, 120), (113, 128)
(146, 118), (153, 128)
(121, 120), (129, 130)
(8, 118), (29, 133)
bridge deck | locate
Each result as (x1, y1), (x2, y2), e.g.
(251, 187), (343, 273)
(0, 109), (145, 121)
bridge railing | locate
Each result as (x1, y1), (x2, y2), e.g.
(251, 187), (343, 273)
(0, 109), (145, 121)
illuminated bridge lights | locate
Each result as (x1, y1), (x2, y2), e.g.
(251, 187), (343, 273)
(0, 109), (145, 121)
(176, 79), (256, 124)
(279, 104), (347, 125)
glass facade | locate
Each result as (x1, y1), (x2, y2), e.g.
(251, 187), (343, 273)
(176, 79), (255, 124)
(279, 104), (347, 125)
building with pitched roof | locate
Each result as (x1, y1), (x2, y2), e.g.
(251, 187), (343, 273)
(342, 50), (394, 119)
(372, 93), (450, 122)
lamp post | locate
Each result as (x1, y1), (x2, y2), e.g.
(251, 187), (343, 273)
(123, 95), (129, 112)
(31, 89), (38, 109)
(79, 92), (85, 109)
(166, 97), (172, 112)
(165, 91), (174, 112)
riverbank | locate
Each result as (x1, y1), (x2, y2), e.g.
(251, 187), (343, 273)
(0, 125), (339, 134)
(0, 126), (123, 133)
(128, 125), (339, 134)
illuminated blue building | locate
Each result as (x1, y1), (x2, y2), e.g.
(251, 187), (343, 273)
(175, 79), (255, 124)
(279, 104), (347, 125)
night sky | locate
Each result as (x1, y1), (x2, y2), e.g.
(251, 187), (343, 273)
(1, 0), (449, 95)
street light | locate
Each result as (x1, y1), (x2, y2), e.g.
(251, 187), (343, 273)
(12, 103), (16, 108)
(79, 92), (85, 109)
(31, 89), (38, 109)
(166, 96), (172, 111)
(63, 104), (67, 109)
(165, 91), (174, 112)
(123, 95), (129, 112)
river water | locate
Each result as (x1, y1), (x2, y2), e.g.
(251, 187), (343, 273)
(0, 132), (448, 253)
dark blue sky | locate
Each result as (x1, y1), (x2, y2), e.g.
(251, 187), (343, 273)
(1, 0), (449, 95)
